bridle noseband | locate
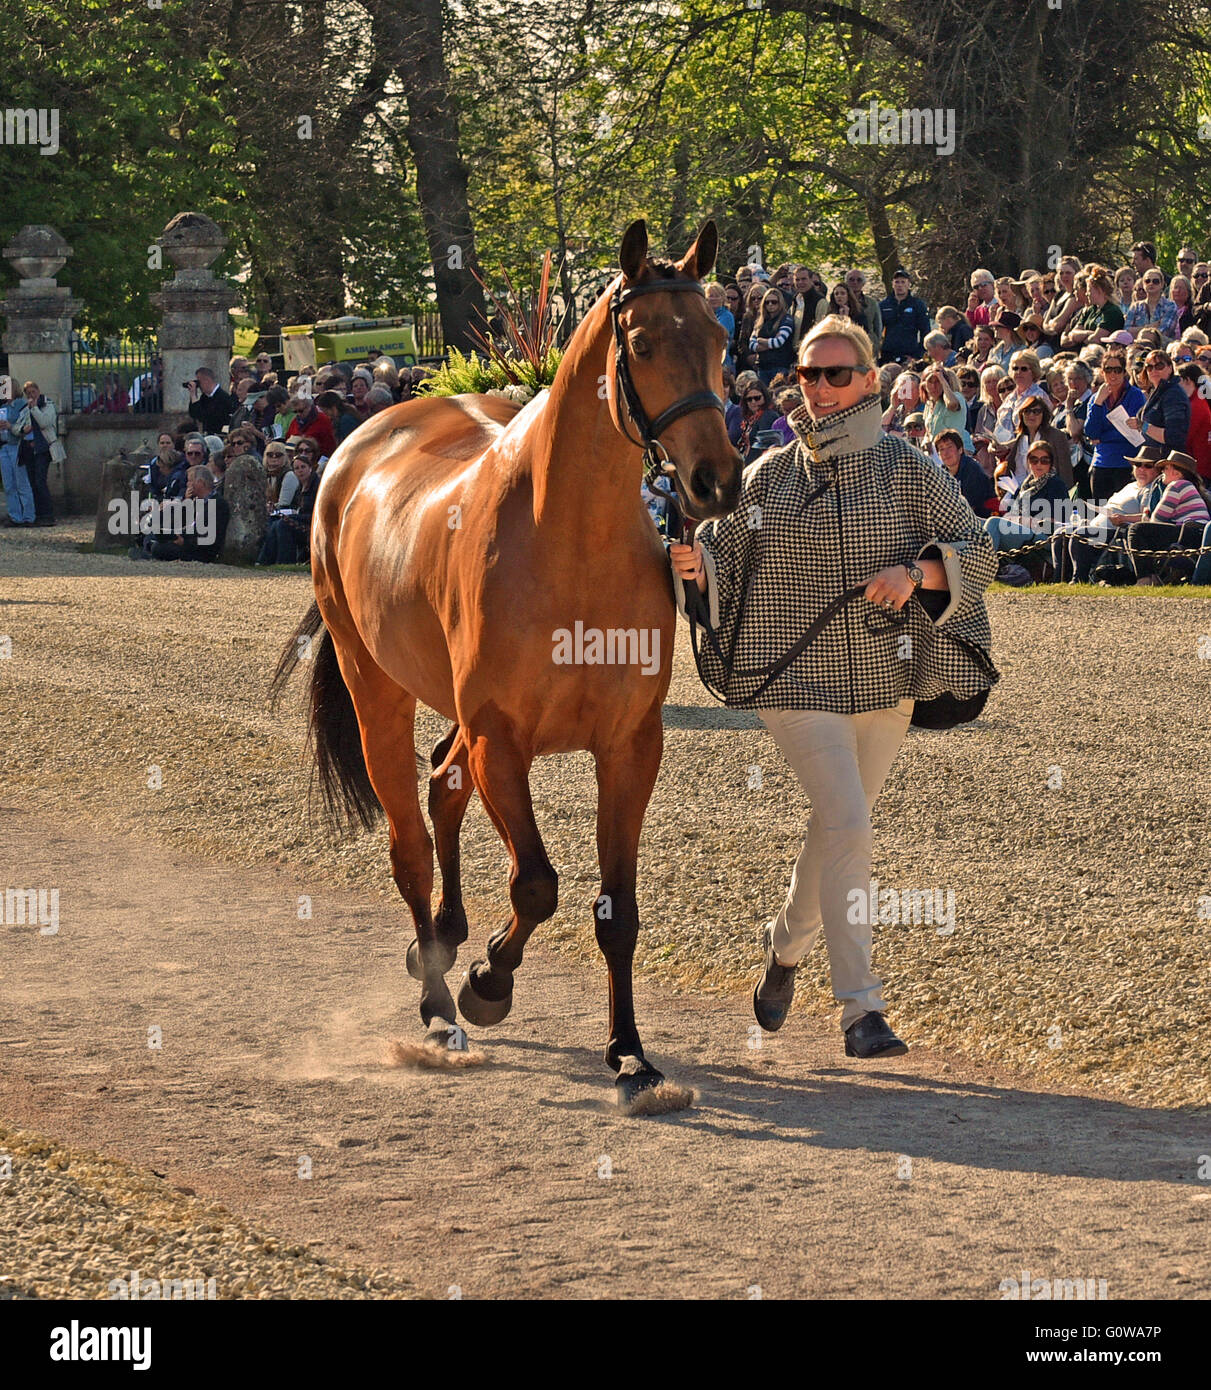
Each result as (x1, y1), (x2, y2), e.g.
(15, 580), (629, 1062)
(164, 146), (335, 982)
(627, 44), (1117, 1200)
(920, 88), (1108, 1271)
(608, 278), (727, 509)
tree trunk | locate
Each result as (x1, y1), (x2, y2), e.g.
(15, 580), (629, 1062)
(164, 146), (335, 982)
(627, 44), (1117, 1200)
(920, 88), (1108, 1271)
(379, 0), (486, 352)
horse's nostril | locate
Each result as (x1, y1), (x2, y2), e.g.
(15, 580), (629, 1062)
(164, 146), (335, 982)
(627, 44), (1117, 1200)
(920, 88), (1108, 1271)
(690, 463), (715, 500)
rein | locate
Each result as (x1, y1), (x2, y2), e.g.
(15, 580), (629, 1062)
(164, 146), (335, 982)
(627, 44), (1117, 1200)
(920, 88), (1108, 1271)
(609, 278), (727, 503)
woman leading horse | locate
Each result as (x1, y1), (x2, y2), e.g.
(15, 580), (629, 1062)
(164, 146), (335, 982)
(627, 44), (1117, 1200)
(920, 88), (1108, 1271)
(274, 221), (741, 1106)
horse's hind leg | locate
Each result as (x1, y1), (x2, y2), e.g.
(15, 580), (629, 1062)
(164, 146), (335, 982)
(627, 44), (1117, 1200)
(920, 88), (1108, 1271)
(337, 648), (453, 1029)
(456, 710), (557, 1027)
(427, 725), (474, 961)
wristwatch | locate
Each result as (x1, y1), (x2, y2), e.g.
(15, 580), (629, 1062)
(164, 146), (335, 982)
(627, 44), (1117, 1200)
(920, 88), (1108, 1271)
(904, 562), (925, 590)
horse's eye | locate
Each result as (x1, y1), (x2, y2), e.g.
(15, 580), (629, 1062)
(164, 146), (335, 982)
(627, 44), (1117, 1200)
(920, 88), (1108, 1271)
(630, 334), (652, 359)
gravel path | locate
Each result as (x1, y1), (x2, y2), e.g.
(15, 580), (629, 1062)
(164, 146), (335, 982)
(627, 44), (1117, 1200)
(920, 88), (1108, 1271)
(1, 520), (1210, 1298)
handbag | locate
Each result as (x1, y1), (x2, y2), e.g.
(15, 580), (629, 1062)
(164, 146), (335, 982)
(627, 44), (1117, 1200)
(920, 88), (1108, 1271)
(681, 560), (998, 730)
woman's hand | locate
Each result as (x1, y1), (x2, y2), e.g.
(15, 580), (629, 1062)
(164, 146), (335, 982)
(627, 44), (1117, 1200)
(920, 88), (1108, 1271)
(1125, 416), (1140, 430)
(1093, 383), (1110, 405)
(669, 539), (707, 594)
(863, 564), (915, 612)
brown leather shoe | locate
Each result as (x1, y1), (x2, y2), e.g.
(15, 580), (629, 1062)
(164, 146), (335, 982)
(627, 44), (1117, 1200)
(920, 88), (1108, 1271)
(753, 925), (797, 1032)
(844, 1011), (908, 1058)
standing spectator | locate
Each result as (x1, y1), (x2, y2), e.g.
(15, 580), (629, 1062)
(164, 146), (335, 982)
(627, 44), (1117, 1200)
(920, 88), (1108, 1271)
(748, 288), (795, 385)
(728, 378), (780, 462)
(968, 269), (997, 326)
(1131, 240), (1166, 291)
(814, 282), (864, 327)
(1176, 362), (1211, 481)
(0, 381), (34, 526)
(705, 282), (736, 370)
(13, 381), (59, 527)
(936, 305), (972, 354)
(84, 372), (129, 413)
(737, 282), (768, 373)
(878, 267), (929, 365)
(252, 351), (275, 383)
(1125, 270), (1179, 344)
(186, 366), (233, 433)
(1042, 257), (1082, 342)
(843, 269), (882, 345)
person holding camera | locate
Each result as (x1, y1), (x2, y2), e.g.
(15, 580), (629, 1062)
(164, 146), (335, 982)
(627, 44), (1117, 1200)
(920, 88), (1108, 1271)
(14, 381), (60, 527)
(185, 366), (233, 434)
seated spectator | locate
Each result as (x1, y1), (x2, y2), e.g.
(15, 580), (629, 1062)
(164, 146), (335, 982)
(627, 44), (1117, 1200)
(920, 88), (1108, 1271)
(881, 370), (921, 434)
(256, 447), (320, 566)
(729, 378), (780, 461)
(956, 366), (982, 437)
(935, 428), (996, 516)
(1169, 275), (1196, 337)
(902, 411), (928, 450)
(264, 441), (298, 508)
(252, 351), (274, 383)
(315, 389), (361, 445)
(248, 385), (288, 445)
(147, 438), (193, 499)
(988, 311), (1025, 371)
(365, 385), (395, 416)
(1176, 362), (1211, 481)
(285, 391), (338, 457)
(993, 392), (1074, 495)
(228, 375), (257, 430)
(350, 369), (375, 420)
(1135, 350), (1191, 453)
(770, 386), (802, 444)
(1125, 270), (1179, 344)
(920, 365), (971, 450)
(922, 330), (957, 368)
(372, 359), (402, 401)
(992, 350), (1049, 437)
(966, 323), (995, 371)
(984, 439), (1070, 553)
(1126, 450), (1211, 583)
(85, 372), (129, 414)
(129, 466), (229, 563)
(1020, 313), (1053, 360)
(1052, 448), (1165, 582)
(1054, 359), (1095, 498)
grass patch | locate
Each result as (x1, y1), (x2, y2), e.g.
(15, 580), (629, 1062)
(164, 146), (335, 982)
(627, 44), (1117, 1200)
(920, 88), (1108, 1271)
(988, 581), (1208, 598)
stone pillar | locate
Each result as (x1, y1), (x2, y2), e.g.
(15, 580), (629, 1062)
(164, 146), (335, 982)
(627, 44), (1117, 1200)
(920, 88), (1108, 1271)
(151, 212), (239, 418)
(1, 225), (81, 415)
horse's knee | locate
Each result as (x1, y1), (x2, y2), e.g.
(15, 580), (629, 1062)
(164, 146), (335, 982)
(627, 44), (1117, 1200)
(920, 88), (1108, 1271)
(511, 865), (558, 923)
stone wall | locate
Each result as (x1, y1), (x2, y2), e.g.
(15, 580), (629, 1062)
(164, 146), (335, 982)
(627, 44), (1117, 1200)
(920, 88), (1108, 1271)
(47, 415), (180, 514)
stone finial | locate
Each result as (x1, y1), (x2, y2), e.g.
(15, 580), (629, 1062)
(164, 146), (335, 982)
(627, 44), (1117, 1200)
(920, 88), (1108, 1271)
(158, 212), (227, 272)
(4, 225), (72, 282)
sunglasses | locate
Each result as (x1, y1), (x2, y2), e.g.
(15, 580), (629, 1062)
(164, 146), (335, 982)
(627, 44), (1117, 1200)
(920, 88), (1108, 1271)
(1195, 272), (1209, 281)
(1178, 258), (1194, 265)
(1027, 453), (1051, 463)
(1022, 404), (1043, 412)
(796, 365), (859, 386)
(1146, 360), (1170, 370)
(1102, 365), (1125, 374)
(1012, 367), (1032, 374)
(743, 394), (765, 402)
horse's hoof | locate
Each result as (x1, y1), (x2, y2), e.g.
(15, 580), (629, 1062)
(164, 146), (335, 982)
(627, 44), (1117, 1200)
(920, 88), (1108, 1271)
(615, 1054), (665, 1108)
(406, 937), (456, 981)
(424, 1017), (469, 1051)
(457, 963), (513, 1027)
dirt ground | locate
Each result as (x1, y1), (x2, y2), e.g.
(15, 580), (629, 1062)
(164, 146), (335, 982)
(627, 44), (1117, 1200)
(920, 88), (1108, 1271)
(1, 520), (1209, 1299)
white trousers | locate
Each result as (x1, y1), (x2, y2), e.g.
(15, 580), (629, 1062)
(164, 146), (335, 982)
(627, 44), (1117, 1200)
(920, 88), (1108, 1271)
(758, 699), (913, 1030)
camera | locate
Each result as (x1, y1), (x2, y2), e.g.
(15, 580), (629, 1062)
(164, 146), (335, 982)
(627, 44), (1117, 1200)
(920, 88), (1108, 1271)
(182, 379), (197, 389)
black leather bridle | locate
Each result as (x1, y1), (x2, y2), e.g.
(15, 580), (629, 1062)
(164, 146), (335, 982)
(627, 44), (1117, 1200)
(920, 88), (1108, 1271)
(608, 278), (727, 508)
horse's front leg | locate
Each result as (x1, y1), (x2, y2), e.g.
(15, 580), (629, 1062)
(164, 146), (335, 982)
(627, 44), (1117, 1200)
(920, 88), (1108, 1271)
(594, 712), (666, 1104)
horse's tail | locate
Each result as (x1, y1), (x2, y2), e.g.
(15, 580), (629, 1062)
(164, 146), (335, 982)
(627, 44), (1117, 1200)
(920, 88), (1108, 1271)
(270, 602), (383, 834)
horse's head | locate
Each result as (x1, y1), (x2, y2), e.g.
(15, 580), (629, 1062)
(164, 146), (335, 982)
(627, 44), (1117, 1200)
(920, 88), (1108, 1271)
(610, 219), (742, 521)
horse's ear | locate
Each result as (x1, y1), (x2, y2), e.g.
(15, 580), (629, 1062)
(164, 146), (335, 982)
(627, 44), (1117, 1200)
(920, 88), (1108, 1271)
(620, 220), (649, 283)
(680, 220), (718, 281)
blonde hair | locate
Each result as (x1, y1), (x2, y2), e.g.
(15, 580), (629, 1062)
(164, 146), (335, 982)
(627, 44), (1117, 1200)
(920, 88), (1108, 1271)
(799, 314), (875, 370)
(1010, 349), (1043, 380)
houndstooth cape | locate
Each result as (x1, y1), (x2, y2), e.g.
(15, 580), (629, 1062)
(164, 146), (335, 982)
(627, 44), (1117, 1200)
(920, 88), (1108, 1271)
(672, 394), (998, 712)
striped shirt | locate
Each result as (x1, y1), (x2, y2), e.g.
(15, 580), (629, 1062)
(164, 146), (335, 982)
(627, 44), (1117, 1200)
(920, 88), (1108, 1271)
(1148, 479), (1210, 525)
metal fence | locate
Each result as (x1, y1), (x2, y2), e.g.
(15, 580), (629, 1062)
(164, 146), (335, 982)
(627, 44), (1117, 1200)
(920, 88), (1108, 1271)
(69, 335), (159, 414)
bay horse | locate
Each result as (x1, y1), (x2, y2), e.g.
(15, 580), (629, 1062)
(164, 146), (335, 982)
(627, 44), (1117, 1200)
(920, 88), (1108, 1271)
(273, 220), (741, 1106)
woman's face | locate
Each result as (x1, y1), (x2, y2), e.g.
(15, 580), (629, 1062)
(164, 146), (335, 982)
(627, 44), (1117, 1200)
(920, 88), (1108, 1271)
(1011, 363), (1037, 391)
(976, 328), (994, 353)
(1020, 403), (1045, 433)
(352, 378), (369, 403)
(1089, 282), (1107, 306)
(264, 446), (288, 476)
(1162, 463), (1183, 486)
(833, 285), (849, 309)
(1026, 447), (1053, 475)
(924, 374), (943, 399)
(1059, 266), (1076, 291)
(706, 285), (723, 309)
(761, 292), (782, 318)
(747, 285), (765, 311)
(1171, 279), (1190, 306)
(157, 433), (173, 451)
(995, 282), (1014, 307)
(293, 453), (316, 483)
(1065, 370), (1086, 395)
(797, 337), (877, 420)
(1146, 356), (1172, 385)
(742, 386), (767, 417)
(1117, 270), (1135, 296)
(1142, 273), (1164, 300)
(725, 287), (742, 313)
(936, 437), (960, 470)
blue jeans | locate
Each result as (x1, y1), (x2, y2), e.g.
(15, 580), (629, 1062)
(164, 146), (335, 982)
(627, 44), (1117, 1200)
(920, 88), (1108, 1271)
(984, 517), (1051, 554)
(1193, 522), (1211, 585)
(0, 445), (34, 522)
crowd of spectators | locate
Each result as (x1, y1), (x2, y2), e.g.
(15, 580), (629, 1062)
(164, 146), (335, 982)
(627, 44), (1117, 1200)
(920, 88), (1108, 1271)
(699, 241), (1211, 586)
